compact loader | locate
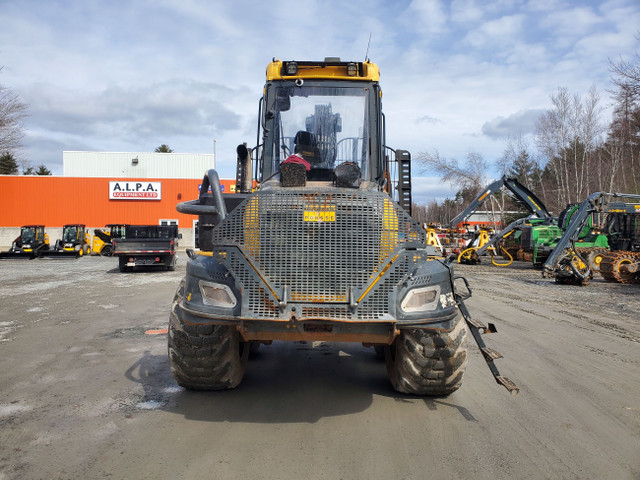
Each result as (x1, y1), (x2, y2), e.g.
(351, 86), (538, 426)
(169, 58), (517, 396)
(91, 224), (127, 256)
(42, 224), (91, 259)
(0, 225), (50, 259)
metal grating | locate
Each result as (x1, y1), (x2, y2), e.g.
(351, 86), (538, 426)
(211, 188), (425, 319)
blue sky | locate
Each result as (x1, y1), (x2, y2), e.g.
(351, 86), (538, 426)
(1, 0), (639, 204)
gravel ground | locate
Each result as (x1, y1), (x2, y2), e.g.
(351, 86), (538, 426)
(0, 254), (638, 480)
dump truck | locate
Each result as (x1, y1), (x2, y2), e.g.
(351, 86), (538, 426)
(42, 224), (91, 258)
(0, 225), (50, 259)
(170, 58), (517, 396)
(112, 224), (179, 272)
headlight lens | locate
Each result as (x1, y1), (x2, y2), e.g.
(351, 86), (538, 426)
(400, 285), (440, 313)
(199, 281), (237, 308)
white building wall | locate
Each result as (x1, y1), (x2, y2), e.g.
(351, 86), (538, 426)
(63, 151), (215, 179)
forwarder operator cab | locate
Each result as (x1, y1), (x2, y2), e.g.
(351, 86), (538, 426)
(259, 59), (384, 185)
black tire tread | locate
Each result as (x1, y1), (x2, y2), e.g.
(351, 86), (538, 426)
(168, 280), (248, 390)
(385, 317), (467, 396)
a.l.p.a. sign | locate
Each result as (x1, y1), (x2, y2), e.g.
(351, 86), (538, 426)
(109, 181), (162, 200)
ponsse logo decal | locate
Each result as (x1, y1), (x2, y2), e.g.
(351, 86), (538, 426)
(109, 181), (162, 200)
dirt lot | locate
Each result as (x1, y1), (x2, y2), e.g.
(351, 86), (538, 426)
(0, 255), (638, 479)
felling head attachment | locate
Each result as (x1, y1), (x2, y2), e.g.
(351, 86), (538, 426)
(333, 162), (361, 188)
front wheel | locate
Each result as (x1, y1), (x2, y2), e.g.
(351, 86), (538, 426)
(168, 280), (249, 390)
(385, 317), (467, 396)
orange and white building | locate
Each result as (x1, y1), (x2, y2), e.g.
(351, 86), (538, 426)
(0, 151), (234, 249)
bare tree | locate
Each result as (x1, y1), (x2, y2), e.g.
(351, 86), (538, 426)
(607, 48), (640, 193)
(535, 86), (604, 210)
(416, 149), (503, 224)
(609, 48), (640, 97)
(0, 67), (28, 156)
(416, 149), (488, 192)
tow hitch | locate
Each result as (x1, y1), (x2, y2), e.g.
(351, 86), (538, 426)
(454, 275), (519, 395)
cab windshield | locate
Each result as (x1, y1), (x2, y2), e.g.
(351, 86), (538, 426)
(63, 227), (78, 242)
(271, 85), (370, 180)
(21, 228), (36, 243)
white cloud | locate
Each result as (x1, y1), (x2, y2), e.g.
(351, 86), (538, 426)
(1, 0), (639, 201)
(464, 14), (525, 48)
(404, 0), (449, 34)
(540, 6), (602, 36)
(451, 0), (484, 23)
(482, 109), (546, 139)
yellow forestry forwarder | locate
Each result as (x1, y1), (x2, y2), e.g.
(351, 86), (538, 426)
(169, 58), (518, 396)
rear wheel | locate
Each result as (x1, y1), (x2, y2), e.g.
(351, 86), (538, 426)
(385, 316), (467, 396)
(168, 280), (249, 390)
(100, 245), (113, 257)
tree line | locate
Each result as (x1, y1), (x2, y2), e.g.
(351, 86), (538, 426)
(418, 49), (640, 223)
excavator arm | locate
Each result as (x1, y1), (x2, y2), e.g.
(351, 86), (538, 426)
(448, 175), (552, 230)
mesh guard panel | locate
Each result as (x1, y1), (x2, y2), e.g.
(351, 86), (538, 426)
(210, 188), (426, 319)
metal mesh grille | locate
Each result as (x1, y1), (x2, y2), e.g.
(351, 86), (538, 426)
(211, 188), (425, 319)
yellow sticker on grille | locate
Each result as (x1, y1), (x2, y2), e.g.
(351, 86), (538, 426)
(304, 211), (336, 222)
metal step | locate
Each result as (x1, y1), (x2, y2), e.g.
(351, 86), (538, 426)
(481, 347), (503, 361)
(497, 376), (520, 395)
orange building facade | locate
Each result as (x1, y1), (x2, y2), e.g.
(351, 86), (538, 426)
(0, 176), (235, 247)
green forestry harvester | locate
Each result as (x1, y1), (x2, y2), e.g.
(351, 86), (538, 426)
(543, 192), (640, 285)
(170, 58), (518, 396)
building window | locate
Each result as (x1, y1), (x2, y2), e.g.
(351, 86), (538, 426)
(159, 219), (178, 226)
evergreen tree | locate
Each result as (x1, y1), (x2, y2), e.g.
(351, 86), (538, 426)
(35, 164), (52, 175)
(0, 151), (19, 174)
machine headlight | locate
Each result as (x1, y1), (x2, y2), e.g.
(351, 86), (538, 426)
(199, 281), (237, 308)
(285, 62), (298, 75)
(400, 285), (441, 313)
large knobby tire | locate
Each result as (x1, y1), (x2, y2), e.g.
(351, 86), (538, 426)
(168, 280), (249, 390)
(385, 316), (467, 396)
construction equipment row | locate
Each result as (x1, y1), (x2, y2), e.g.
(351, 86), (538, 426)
(1, 224), (180, 272)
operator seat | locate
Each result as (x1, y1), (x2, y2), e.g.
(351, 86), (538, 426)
(294, 131), (322, 164)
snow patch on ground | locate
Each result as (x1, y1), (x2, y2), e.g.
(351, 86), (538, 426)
(0, 321), (16, 342)
(0, 403), (32, 417)
(136, 400), (164, 410)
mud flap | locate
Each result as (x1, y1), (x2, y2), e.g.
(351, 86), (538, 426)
(456, 298), (519, 395)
